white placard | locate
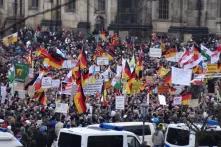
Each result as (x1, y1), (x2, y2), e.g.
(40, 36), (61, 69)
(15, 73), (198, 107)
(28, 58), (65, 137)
(28, 68), (34, 78)
(149, 48), (162, 58)
(42, 77), (52, 88)
(83, 79), (103, 96)
(97, 57), (109, 65)
(147, 93), (150, 105)
(158, 95), (167, 105)
(115, 96), (125, 110)
(116, 65), (122, 77)
(173, 96), (182, 105)
(55, 103), (69, 114)
(0, 86), (7, 97)
(17, 90), (27, 99)
(52, 79), (61, 88)
(28, 86), (35, 98)
(62, 60), (77, 69)
(172, 67), (192, 86)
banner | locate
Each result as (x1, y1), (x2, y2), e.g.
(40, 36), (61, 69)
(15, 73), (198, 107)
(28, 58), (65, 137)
(207, 64), (219, 73)
(149, 48), (162, 58)
(61, 82), (73, 95)
(97, 57), (109, 65)
(173, 96), (182, 105)
(115, 96), (125, 110)
(166, 52), (183, 62)
(14, 63), (29, 82)
(2, 32), (18, 46)
(172, 67), (192, 86)
(55, 103), (69, 114)
(42, 77), (52, 89)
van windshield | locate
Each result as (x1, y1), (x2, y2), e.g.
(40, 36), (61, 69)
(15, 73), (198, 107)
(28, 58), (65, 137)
(58, 132), (81, 147)
(87, 135), (123, 147)
(198, 131), (221, 146)
(123, 125), (151, 135)
(166, 128), (189, 146)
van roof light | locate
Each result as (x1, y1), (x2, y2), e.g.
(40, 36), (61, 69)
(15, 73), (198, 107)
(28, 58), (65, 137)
(99, 123), (124, 131)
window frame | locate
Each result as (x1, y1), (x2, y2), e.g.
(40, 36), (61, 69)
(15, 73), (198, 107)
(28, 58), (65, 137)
(158, 0), (169, 20)
(95, 0), (105, 13)
(0, 0), (3, 8)
(29, 0), (39, 10)
(65, 0), (76, 13)
(127, 135), (141, 147)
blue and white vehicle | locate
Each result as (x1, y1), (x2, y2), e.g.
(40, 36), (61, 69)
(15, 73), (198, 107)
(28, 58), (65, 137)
(57, 123), (149, 147)
(164, 123), (221, 147)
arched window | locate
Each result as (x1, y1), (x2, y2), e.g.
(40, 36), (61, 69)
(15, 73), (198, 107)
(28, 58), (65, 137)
(159, 0), (169, 19)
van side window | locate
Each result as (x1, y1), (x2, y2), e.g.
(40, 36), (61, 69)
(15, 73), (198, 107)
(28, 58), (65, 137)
(58, 132), (81, 147)
(124, 125), (151, 135)
(127, 136), (140, 147)
(87, 135), (123, 147)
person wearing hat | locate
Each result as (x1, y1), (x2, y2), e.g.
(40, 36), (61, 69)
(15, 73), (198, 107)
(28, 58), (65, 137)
(152, 125), (164, 147)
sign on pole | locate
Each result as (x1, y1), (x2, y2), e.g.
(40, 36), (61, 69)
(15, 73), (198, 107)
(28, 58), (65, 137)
(97, 57), (109, 65)
(14, 63), (29, 82)
(55, 103), (69, 114)
(42, 77), (52, 88)
(149, 48), (162, 58)
(115, 96), (125, 110)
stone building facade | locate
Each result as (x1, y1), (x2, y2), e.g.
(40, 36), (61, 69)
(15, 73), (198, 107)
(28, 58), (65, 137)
(0, 0), (220, 37)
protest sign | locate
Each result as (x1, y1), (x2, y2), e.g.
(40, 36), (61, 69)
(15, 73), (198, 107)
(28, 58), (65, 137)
(1, 86), (7, 103)
(3, 33), (18, 46)
(17, 90), (27, 99)
(42, 77), (52, 88)
(173, 96), (182, 105)
(172, 67), (192, 86)
(52, 79), (61, 88)
(97, 57), (109, 65)
(83, 79), (103, 96)
(207, 64), (219, 73)
(55, 103), (69, 114)
(28, 68), (34, 78)
(158, 95), (167, 105)
(149, 48), (162, 58)
(115, 96), (125, 110)
(14, 63), (29, 82)
(62, 60), (77, 69)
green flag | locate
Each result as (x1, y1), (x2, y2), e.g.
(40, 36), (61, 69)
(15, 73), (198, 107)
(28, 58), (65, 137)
(14, 63), (29, 82)
(7, 66), (15, 83)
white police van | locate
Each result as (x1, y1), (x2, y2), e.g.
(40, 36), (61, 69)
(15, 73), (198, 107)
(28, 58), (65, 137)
(88, 122), (155, 147)
(165, 123), (221, 147)
(0, 131), (23, 147)
(57, 123), (149, 147)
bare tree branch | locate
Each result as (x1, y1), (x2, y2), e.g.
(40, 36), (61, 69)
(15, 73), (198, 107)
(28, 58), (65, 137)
(0, 0), (75, 34)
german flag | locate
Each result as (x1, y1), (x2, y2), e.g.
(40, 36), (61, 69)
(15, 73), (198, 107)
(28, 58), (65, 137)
(39, 91), (47, 106)
(36, 48), (64, 69)
(78, 49), (88, 69)
(72, 63), (81, 85)
(122, 61), (132, 80)
(163, 71), (171, 85)
(163, 48), (177, 58)
(181, 92), (192, 105)
(73, 84), (87, 114)
(135, 56), (143, 78)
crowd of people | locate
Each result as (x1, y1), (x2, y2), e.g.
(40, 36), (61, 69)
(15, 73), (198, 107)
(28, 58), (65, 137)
(0, 26), (221, 147)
